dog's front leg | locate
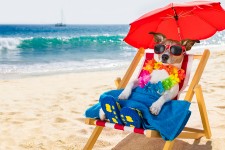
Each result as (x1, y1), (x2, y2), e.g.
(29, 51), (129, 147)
(118, 79), (139, 100)
(99, 108), (106, 120)
(150, 84), (179, 115)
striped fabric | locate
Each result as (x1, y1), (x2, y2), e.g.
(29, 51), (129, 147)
(95, 120), (145, 135)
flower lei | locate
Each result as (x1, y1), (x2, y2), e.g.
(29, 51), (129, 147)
(139, 59), (185, 91)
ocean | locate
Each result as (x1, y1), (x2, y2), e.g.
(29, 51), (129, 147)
(0, 24), (225, 79)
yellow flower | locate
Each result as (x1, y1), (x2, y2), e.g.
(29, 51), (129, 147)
(172, 67), (178, 74)
(143, 64), (153, 73)
(154, 62), (162, 69)
(170, 74), (180, 84)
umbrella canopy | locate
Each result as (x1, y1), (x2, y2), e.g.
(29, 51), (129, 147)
(124, 1), (225, 49)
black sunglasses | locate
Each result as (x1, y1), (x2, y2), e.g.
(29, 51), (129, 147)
(154, 44), (186, 56)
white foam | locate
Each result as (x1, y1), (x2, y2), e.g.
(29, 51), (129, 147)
(0, 38), (22, 50)
(0, 59), (130, 76)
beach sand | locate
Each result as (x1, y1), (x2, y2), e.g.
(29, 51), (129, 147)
(0, 51), (225, 150)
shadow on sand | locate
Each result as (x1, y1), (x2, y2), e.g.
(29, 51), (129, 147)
(112, 133), (212, 150)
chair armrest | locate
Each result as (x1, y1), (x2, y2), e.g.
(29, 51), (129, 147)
(115, 77), (121, 88)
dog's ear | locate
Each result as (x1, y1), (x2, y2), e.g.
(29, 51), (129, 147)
(149, 32), (166, 43)
(181, 39), (200, 51)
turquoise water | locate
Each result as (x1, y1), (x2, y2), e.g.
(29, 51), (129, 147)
(0, 25), (136, 78)
(0, 24), (225, 78)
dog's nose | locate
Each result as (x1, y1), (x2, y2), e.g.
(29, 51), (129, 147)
(162, 54), (169, 61)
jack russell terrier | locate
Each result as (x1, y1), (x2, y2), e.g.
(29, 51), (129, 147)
(99, 32), (199, 121)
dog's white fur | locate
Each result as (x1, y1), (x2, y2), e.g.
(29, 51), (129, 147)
(99, 32), (199, 120)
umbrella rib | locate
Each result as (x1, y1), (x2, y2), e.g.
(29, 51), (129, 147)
(178, 9), (195, 18)
(192, 12), (218, 30)
(161, 15), (174, 20)
(149, 20), (164, 46)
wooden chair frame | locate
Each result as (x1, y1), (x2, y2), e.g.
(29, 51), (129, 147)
(83, 48), (211, 150)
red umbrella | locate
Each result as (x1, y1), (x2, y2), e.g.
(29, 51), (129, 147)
(124, 1), (225, 49)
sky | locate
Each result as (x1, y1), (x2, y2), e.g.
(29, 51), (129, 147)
(0, 0), (225, 24)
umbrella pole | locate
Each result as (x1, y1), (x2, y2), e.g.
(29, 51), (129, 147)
(172, 6), (182, 41)
(177, 26), (182, 41)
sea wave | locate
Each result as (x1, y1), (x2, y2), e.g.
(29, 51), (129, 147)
(1, 33), (225, 51)
(0, 35), (128, 51)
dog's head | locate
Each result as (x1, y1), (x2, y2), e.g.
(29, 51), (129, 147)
(149, 32), (200, 68)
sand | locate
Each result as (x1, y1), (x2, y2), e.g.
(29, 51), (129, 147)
(0, 50), (225, 150)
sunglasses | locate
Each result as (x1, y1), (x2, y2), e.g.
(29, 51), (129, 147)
(154, 44), (186, 56)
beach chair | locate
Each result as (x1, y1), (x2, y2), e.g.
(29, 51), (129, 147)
(83, 48), (211, 150)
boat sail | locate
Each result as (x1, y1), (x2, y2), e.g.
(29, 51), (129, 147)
(55, 10), (66, 27)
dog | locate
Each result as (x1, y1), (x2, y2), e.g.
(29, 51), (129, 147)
(100, 32), (199, 120)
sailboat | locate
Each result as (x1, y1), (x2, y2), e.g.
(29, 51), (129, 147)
(55, 10), (66, 27)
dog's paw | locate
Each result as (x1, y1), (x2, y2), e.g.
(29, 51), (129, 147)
(150, 101), (163, 115)
(118, 89), (131, 100)
(99, 108), (106, 120)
